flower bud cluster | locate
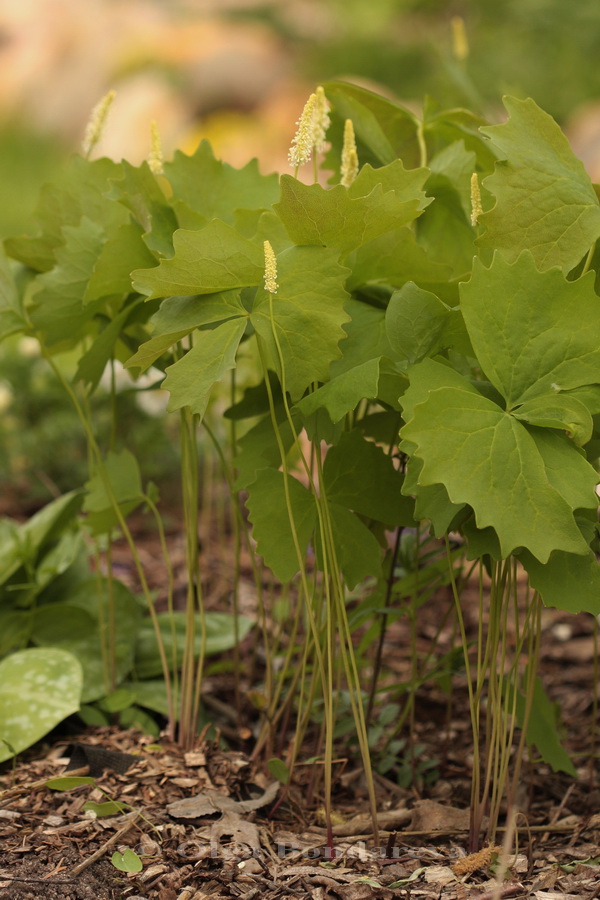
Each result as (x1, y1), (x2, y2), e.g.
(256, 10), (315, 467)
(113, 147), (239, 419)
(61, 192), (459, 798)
(341, 119), (359, 187)
(288, 86), (331, 169)
(263, 240), (278, 294)
(82, 90), (116, 158)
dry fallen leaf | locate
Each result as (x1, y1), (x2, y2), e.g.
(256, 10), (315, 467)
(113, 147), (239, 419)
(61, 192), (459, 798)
(410, 799), (471, 832)
(423, 865), (457, 885)
(166, 780), (278, 819)
(209, 809), (262, 852)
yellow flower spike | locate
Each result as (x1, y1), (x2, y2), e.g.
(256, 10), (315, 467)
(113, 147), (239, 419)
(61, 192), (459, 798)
(341, 119), (359, 188)
(263, 241), (278, 294)
(81, 89), (116, 159)
(312, 86), (331, 154)
(288, 92), (317, 170)
(470, 172), (483, 226)
(148, 121), (164, 176)
(451, 16), (469, 62)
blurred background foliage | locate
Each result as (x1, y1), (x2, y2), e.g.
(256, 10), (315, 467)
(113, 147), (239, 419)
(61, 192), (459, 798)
(2, 0), (600, 511)
(2, 0), (600, 236)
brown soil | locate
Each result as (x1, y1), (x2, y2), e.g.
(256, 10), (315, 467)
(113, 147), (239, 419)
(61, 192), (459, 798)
(2, 608), (600, 899)
(1, 516), (600, 899)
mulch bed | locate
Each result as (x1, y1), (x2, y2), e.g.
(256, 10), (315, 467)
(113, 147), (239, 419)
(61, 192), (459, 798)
(2, 505), (600, 898)
(2, 613), (600, 900)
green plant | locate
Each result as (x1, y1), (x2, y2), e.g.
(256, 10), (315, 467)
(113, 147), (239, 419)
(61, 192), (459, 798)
(0, 491), (251, 757)
(0, 337), (179, 510)
(45, 774), (147, 873)
(1, 81), (599, 850)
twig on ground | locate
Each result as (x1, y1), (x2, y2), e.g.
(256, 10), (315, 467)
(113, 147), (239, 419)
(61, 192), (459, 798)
(540, 783), (575, 843)
(71, 811), (142, 876)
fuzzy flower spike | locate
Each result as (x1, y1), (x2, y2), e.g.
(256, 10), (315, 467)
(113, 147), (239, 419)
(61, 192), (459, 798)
(82, 89), (116, 159)
(341, 119), (359, 187)
(312, 86), (331, 154)
(288, 92), (317, 170)
(451, 16), (469, 62)
(470, 172), (483, 226)
(148, 121), (164, 175)
(263, 241), (278, 294)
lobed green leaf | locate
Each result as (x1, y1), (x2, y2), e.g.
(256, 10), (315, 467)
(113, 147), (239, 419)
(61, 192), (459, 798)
(245, 468), (317, 583)
(132, 220), (264, 299)
(478, 96), (600, 273)
(162, 316), (247, 416)
(250, 245), (350, 399)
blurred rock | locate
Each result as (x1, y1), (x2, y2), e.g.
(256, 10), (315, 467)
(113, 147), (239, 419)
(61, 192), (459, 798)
(0, 0), (294, 165)
(565, 102), (600, 183)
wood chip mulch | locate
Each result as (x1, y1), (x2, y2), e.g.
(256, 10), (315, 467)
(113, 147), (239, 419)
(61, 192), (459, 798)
(2, 723), (600, 900)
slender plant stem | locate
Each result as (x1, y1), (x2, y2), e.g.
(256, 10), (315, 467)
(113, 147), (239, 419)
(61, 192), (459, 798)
(445, 536), (481, 851)
(366, 528), (403, 724)
(591, 614), (599, 787)
(44, 352), (175, 736)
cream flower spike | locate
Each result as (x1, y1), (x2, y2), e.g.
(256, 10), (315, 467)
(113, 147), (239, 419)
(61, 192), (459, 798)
(148, 121), (164, 175)
(470, 172), (483, 226)
(451, 16), (469, 62)
(82, 90), (116, 159)
(341, 119), (359, 187)
(288, 92), (317, 169)
(312, 86), (331, 154)
(263, 241), (278, 294)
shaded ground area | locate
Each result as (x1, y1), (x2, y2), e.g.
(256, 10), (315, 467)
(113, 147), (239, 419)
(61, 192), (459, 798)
(1, 590), (600, 900)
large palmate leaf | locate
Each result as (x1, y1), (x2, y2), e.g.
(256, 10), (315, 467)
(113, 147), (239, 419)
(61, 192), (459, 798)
(250, 246), (350, 399)
(478, 97), (600, 273)
(315, 502), (382, 590)
(520, 548), (600, 615)
(417, 141), (478, 277)
(0, 648), (82, 762)
(512, 394), (593, 447)
(322, 81), (422, 170)
(233, 411), (294, 491)
(109, 160), (179, 258)
(29, 217), (106, 345)
(329, 298), (395, 378)
(85, 221), (157, 302)
(514, 677), (576, 776)
(422, 100), (497, 171)
(386, 283), (463, 365)
(125, 290), (247, 373)
(164, 142), (279, 225)
(0, 249), (27, 341)
(245, 468), (317, 583)
(5, 156), (125, 272)
(132, 220), (264, 299)
(150, 290), (247, 334)
(0, 491), (83, 588)
(162, 316), (248, 416)
(275, 160), (430, 254)
(427, 140), (477, 221)
(346, 226), (452, 295)
(323, 429), (414, 527)
(461, 253), (600, 409)
(405, 471), (466, 538)
(401, 360), (594, 562)
(83, 448), (145, 534)
(295, 358), (381, 424)
(76, 298), (144, 390)
(527, 429), (599, 512)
